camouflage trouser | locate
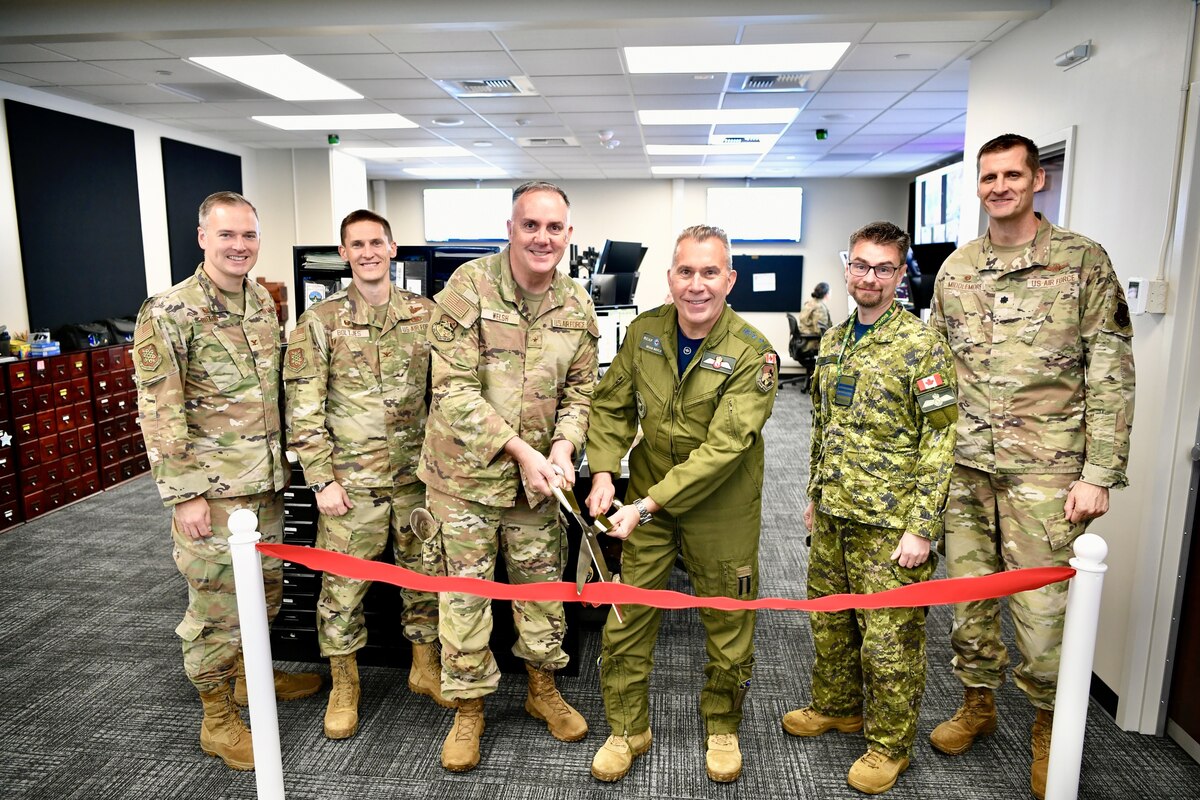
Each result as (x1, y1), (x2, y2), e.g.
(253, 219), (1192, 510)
(172, 491), (284, 694)
(808, 510), (936, 759)
(600, 503), (759, 737)
(316, 482), (437, 656)
(427, 485), (568, 701)
(945, 465), (1084, 710)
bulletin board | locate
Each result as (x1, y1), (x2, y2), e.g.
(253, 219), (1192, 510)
(726, 254), (805, 313)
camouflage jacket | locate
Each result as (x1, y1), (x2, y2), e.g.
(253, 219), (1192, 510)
(133, 264), (287, 506)
(929, 215), (1135, 487)
(809, 303), (958, 539)
(586, 304), (778, 516)
(417, 249), (599, 507)
(284, 282), (434, 489)
(797, 297), (832, 337)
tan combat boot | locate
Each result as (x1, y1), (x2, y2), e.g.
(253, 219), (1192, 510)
(524, 662), (588, 742)
(847, 749), (910, 794)
(198, 683), (255, 771)
(323, 653), (361, 740)
(929, 687), (997, 755)
(1031, 708), (1053, 800)
(705, 733), (742, 782)
(408, 641), (454, 708)
(233, 652), (322, 706)
(782, 706), (864, 737)
(590, 729), (653, 782)
(441, 698), (485, 772)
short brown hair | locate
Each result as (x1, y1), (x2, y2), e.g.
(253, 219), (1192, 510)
(674, 224), (732, 270)
(198, 191), (257, 228)
(512, 180), (569, 207)
(848, 221), (910, 264)
(339, 209), (393, 245)
(977, 133), (1040, 175)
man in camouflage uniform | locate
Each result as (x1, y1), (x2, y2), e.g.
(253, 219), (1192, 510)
(418, 181), (599, 772)
(284, 209), (447, 741)
(782, 221), (957, 795)
(928, 134), (1135, 800)
(796, 281), (833, 392)
(133, 191), (320, 772)
(585, 225), (779, 784)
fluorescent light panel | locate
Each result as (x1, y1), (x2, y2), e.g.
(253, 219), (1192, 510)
(344, 146), (470, 159)
(638, 108), (798, 126)
(190, 55), (362, 101)
(625, 42), (849, 74)
(651, 166), (756, 177)
(253, 114), (418, 130)
(404, 167), (508, 178)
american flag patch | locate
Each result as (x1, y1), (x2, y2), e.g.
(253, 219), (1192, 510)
(916, 373), (944, 392)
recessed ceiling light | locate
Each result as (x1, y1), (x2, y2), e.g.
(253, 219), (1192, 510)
(404, 166), (507, 178)
(650, 166), (756, 177)
(253, 114), (418, 131)
(473, 141), (493, 147)
(190, 55), (361, 101)
(647, 134), (779, 156)
(343, 146), (471, 159)
(638, 108), (798, 126)
(432, 117), (465, 127)
(625, 42), (849, 74)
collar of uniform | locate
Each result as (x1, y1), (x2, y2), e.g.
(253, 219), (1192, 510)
(194, 263), (263, 317)
(656, 302), (732, 363)
(343, 281), (405, 326)
(981, 213), (1053, 275)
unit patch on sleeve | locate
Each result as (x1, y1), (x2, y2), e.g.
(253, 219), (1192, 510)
(432, 319), (457, 342)
(138, 342), (162, 371)
(286, 348), (306, 373)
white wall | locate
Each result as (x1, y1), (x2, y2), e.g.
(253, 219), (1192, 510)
(384, 176), (908, 362)
(961, 0), (1199, 731)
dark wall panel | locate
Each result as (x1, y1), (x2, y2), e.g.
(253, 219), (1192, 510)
(728, 254), (805, 313)
(161, 138), (242, 284)
(4, 100), (147, 331)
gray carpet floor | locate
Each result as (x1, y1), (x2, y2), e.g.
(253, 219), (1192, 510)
(1, 388), (1198, 799)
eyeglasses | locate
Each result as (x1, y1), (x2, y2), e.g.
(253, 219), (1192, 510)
(847, 261), (899, 279)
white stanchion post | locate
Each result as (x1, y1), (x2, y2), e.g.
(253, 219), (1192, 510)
(228, 508), (285, 800)
(1045, 532), (1108, 800)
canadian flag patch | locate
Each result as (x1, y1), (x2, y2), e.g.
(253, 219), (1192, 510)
(916, 373), (944, 392)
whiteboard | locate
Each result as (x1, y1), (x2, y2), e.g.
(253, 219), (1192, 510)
(706, 186), (803, 242)
(423, 188), (510, 242)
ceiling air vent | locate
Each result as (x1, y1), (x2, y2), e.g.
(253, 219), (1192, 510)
(732, 72), (811, 93)
(436, 75), (538, 98)
(517, 136), (580, 148)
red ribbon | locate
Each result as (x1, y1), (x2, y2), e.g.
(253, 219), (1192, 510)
(258, 542), (1075, 613)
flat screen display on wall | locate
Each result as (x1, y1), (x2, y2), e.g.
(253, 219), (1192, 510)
(707, 186), (803, 242)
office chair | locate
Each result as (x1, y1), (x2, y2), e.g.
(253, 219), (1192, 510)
(780, 313), (822, 392)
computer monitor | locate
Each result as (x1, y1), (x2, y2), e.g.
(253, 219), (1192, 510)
(596, 240), (646, 274)
(590, 273), (639, 306)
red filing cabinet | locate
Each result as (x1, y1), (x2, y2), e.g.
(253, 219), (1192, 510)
(0, 366), (20, 533)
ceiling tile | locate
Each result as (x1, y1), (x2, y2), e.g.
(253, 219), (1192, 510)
(400, 51), (521, 78)
(739, 22), (873, 44)
(718, 92), (812, 110)
(617, 26), (740, 46)
(0, 67), (49, 86)
(1, 61), (135, 85)
(840, 42), (971, 71)
(635, 94), (720, 110)
(821, 69), (936, 92)
(37, 41), (177, 60)
(630, 75), (724, 95)
(549, 94), (636, 113)
(70, 84), (192, 104)
(497, 28), (621, 50)
(375, 97), (471, 115)
(557, 111), (638, 130)
(144, 38), (279, 58)
(921, 59), (970, 91)
(804, 91), (905, 110)
(0, 44), (74, 63)
(513, 49), (623, 77)
(532, 76), (630, 97)
(863, 20), (1009, 43)
(258, 35), (390, 55)
(873, 108), (961, 126)
(373, 31), (501, 53)
(84, 58), (218, 83)
(457, 96), (552, 114)
(297, 53), (421, 80)
(340, 78), (448, 100)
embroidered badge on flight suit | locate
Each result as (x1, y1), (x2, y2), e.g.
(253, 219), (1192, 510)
(635, 391), (647, 419)
(699, 353), (736, 374)
(432, 319), (456, 342)
(639, 333), (664, 355)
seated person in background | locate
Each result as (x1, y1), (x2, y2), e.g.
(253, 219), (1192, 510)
(796, 282), (832, 390)
(585, 224), (779, 785)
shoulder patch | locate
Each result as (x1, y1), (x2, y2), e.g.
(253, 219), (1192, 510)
(137, 342), (163, 371)
(757, 360), (776, 393)
(286, 348), (306, 373)
(917, 384), (958, 430)
(432, 318), (457, 342)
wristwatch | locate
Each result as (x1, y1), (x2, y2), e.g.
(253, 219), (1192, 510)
(633, 498), (653, 527)
(309, 481), (331, 494)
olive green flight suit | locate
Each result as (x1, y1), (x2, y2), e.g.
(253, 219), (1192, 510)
(586, 303), (779, 737)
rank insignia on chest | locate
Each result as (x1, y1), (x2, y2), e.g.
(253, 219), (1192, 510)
(432, 319), (456, 342)
(138, 343), (162, 371)
(286, 348), (305, 373)
(834, 374), (857, 406)
(699, 352), (735, 374)
(915, 372), (944, 392)
(639, 333), (664, 355)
